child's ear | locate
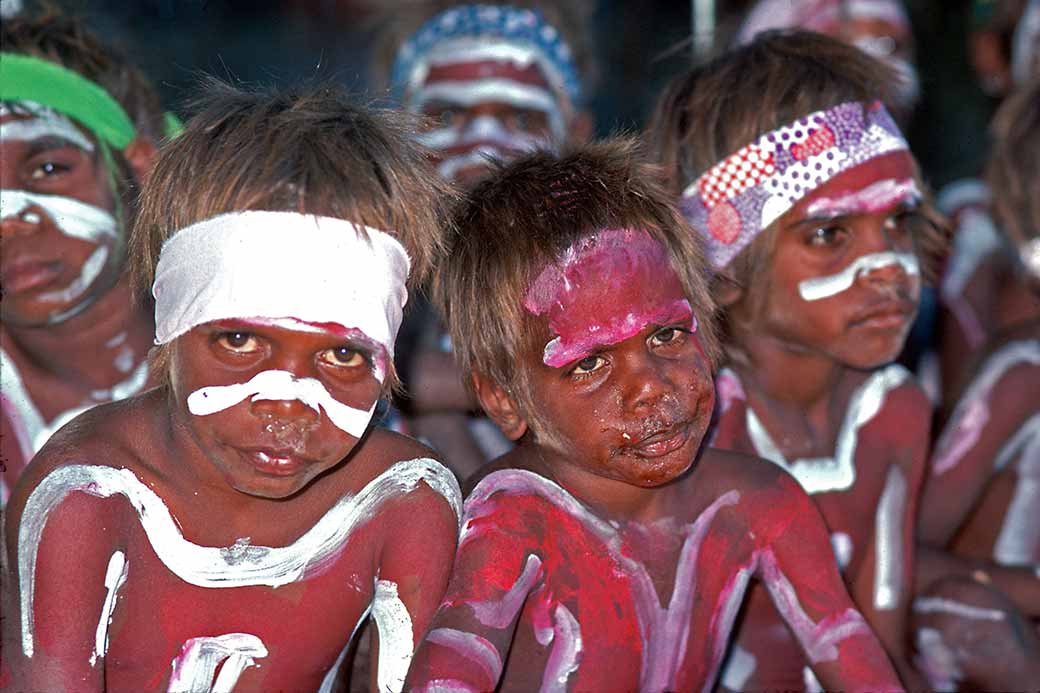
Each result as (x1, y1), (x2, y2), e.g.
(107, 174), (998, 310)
(472, 372), (528, 441)
(713, 265), (745, 308)
(122, 137), (158, 187)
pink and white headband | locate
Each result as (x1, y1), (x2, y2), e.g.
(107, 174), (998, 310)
(735, 0), (910, 45)
(152, 211), (410, 360)
(680, 101), (909, 269)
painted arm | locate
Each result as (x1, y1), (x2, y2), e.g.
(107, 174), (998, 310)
(3, 477), (123, 691)
(368, 479), (461, 693)
(916, 545), (1040, 618)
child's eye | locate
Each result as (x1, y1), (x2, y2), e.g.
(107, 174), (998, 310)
(215, 331), (261, 353)
(650, 326), (688, 347)
(319, 347), (367, 368)
(570, 355), (606, 376)
(807, 225), (847, 247)
(29, 159), (72, 180)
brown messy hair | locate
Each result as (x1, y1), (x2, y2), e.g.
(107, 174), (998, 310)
(131, 79), (453, 389)
(433, 136), (719, 430)
(987, 76), (1040, 251)
(647, 30), (948, 335)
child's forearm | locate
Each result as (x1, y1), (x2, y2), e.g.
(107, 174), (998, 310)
(917, 543), (1040, 617)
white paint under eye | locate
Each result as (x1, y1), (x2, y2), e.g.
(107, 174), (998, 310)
(186, 369), (377, 439)
(540, 603), (582, 692)
(993, 413), (1040, 565)
(914, 627), (962, 692)
(873, 466), (907, 610)
(167, 632), (268, 693)
(797, 251), (919, 302)
(0, 190), (117, 242)
(413, 79), (563, 139)
(90, 549), (128, 666)
(0, 108), (95, 152)
(913, 597), (1005, 621)
(426, 628), (502, 684)
(720, 645), (757, 690)
(748, 364), (909, 494)
(804, 178), (919, 218)
(18, 459), (461, 656)
(372, 579), (414, 693)
(37, 245), (109, 305)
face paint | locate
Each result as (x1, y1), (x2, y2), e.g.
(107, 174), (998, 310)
(803, 178), (919, 218)
(0, 189), (117, 243)
(426, 628), (503, 684)
(797, 251), (919, 302)
(913, 597), (1006, 621)
(90, 550), (128, 667)
(167, 632), (268, 693)
(413, 78), (563, 140)
(17, 459), (461, 657)
(187, 369), (377, 439)
(35, 245), (109, 305)
(992, 413), (1040, 565)
(872, 466), (906, 610)
(0, 102), (95, 152)
(372, 579), (414, 693)
(747, 364), (909, 494)
(736, 0), (910, 44)
(523, 229), (694, 368)
(418, 113), (551, 181)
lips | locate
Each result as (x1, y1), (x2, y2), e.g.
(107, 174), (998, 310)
(849, 299), (915, 329)
(628, 422), (692, 458)
(237, 447), (312, 477)
(0, 255), (64, 293)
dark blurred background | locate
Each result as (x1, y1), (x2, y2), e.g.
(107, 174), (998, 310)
(30, 0), (998, 189)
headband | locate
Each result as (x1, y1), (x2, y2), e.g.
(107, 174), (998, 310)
(152, 211), (411, 358)
(680, 101), (909, 269)
(736, 0), (910, 45)
(0, 53), (135, 149)
(391, 4), (582, 106)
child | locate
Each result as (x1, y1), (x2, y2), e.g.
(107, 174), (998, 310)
(0, 11), (174, 501)
(404, 139), (903, 691)
(2, 81), (461, 692)
(648, 30), (946, 690)
(915, 77), (1040, 691)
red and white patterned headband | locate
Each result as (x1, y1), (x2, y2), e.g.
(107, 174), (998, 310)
(680, 101), (909, 269)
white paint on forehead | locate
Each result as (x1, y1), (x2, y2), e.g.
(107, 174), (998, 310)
(90, 549), (128, 667)
(797, 251), (919, 302)
(540, 603), (582, 692)
(872, 466), (906, 610)
(932, 340), (1040, 476)
(993, 413), (1040, 565)
(17, 459), (461, 656)
(425, 628), (503, 684)
(186, 369), (378, 439)
(0, 106), (95, 152)
(371, 579), (414, 693)
(913, 596), (1006, 621)
(747, 364), (909, 494)
(37, 245), (109, 305)
(720, 645), (757, 690)
(804, 178), (919, 218)
(167, 632), (268, 693)
(914, 627), (962, 692)
(0, 189), (117, 242)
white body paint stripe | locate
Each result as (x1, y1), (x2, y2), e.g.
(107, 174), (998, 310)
(0, 189), (117, 241)
(914, 627), (962, 692)
(540, 603), (582, 693)
(914, 596), (1006, 621)
(720, 645), (757, 691)
(167, 632), (268, 693)
(467, 553), (543, 629)
(873, 466), (907, 610)
(18, 458), (461, 656)
(187, 369), (377, 439)
(426, 628), (503, 684)
(797, 251), (919, 302)
(993, 413), (1040, 565)
(372, 579), (414, 693)
(90, 550), (128, 666)
(0, 108), (95, 152)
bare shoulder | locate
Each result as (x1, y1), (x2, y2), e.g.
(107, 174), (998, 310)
(689, 448), (815, 526)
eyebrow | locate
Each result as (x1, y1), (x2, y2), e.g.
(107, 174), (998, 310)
(22, 136), (93, 156)
(792, 196), (921, 229)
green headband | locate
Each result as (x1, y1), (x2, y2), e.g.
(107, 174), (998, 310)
(0, 52), (136, 149)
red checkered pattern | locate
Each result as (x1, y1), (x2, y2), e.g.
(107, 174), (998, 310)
(790, 124), (836, 161)
(697, 143), (776, 208)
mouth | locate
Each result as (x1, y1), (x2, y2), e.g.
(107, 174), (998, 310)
(628, 422), (692, 458)
(1, 257), (64, 294)
(236, 447), (312, 477)
(849, 299), (916, 330)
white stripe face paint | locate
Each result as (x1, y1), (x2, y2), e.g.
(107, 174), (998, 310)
(804, 178), (920, 219)
(372, 579), (414, 693)
(932, 340), (1040, 476)
(797, 251), (919, 302)
(0, 103), (95, 152)
(167, 633), (268, 693)
(37, 245), (109, 305)
(747, 364), (909, 494)
(720, 645), (757, 690)
(425, 628), (503, 684)
(993, 413), (1040, 564)
(872, 466), (907, 610)
(914, 627), (962, 692)
(0, 189), (117, 243)
(913, 597), (1006, 621)
(413, 80), (563, 140)
(187, 369), (377, 439)
(18, 459), (461, 656)
(540, 603), (582, 692)
(90, 550), (128, 666)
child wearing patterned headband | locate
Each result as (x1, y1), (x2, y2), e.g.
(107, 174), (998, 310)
(914, 77), (1040, 691)
(648, 30), (948, 690)
(2, 81), (461, 692)
(404, 138), (903, 691)
(0, 11), (177, 503)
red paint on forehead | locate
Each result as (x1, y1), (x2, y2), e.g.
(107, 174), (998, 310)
(423, 59), (553, 91)
(790, 150), (916, 218)
(523, 229), (694, 368)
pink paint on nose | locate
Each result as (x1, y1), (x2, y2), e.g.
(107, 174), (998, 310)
(523, 229), (695, 368)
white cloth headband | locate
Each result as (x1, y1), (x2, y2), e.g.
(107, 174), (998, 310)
(152, 211), (410, 357)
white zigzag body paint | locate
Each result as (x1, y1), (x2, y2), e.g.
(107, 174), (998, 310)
(18, 458), (461, 657)
(797, 251), (919, 302)
(187, 369), (377, 439)
(372, 579), (414, 693)
(167, 633), (268, 693)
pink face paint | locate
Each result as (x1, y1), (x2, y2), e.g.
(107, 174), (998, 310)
(167, 632), (268, 693)
(803, 178), (919, 218)
(426, 628), (503, 684)
(523, 229), (695, 368)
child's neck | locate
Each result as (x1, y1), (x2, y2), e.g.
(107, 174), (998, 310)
(4, 277), (154, 392)
(732, 333), (846, 412)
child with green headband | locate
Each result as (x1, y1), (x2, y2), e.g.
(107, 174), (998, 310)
(0, 12), (175, 503)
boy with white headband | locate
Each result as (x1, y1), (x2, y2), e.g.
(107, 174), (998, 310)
(2, 82), (461, 692)
(0, 12), (174, 504)
(405, 139), (903, 691)
(649, 30), (948, 690)
(914, 78), (1040, 691)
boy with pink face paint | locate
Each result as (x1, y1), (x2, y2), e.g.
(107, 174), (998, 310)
(404, 139), (904, 692)
(2, 82), (461, 692)
(648, 31), (948, 690)
(0, 12), (177, 503)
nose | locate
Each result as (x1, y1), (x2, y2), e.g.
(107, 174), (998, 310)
(623, 357), (675, 414)
(250, 398), (320, 444)
(856, 225), (913, 287)
(0, 206), (43, 238)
